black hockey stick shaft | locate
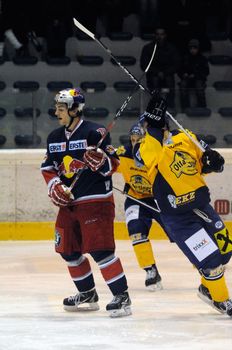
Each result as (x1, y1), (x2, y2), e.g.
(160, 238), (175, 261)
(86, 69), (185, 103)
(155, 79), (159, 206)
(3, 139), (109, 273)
(69, 43), (157, 191)
(113, 186), (161, 213)
(73, 18), (205, 152)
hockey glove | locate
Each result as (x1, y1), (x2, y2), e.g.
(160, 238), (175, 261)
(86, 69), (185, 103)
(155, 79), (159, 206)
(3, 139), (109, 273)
(201, 149), (225, 174)
(83, 146), (107, 172)
(49, 179), (74, 207)
(141, 95), (167, 129)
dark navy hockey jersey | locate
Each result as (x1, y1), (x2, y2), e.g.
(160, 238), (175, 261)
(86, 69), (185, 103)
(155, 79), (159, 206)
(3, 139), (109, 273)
(41, 119), (118, 203)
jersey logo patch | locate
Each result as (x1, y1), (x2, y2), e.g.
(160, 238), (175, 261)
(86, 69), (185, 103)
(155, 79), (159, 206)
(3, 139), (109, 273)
(130, 175), (152, 195)
(58, 155), (85, 178)
(170, 151), (197, 178)
(69, 139), (87, 150)
(49, 142), (66, 153)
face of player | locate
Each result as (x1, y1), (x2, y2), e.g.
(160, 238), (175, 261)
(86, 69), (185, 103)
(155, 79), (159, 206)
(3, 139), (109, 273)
(130, 134), (143, 147)
(55, 103), (79, 128)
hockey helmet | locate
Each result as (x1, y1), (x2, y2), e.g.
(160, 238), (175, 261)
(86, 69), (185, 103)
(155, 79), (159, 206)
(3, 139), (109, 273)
(55, 88), (85, 112)
(129, 123), (145, 137)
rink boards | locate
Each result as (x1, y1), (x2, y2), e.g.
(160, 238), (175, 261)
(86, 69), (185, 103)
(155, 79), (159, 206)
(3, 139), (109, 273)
(0, 149), (232, 240)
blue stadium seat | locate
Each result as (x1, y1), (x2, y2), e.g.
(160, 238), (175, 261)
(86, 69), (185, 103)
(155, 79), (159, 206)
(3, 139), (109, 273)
(76, 56), (104, 65)
(218, 107), (232, 117)
(108, 32), (133, 41)
(47, 81), (73, 92)
(208, 55), (232, 65)
(13, 81), (40, 92)
(111, 56), (136, 66)
(13, 56), (38, 65)
(185, 107), (211, 117)
(0, 135), (6, 145)
(114, 81), (137, 92)
(14, 107), (41, 118)
(223, 134), (232, 144)
(116, 107), (140, 118)
(0, 108), (6, 118)
(80, 81), (106, 92)
(46, 56), (71, 65)
(213, 81), (232, 91)
(15, 134), (41, 146)
(83, 108), (109, 118)
(0, 81), (6, 90)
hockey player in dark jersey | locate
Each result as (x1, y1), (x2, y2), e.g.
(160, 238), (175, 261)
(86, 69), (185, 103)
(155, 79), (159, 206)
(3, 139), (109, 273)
(133, 95), (232, 318)
(116, 123), (165, 291)
(41, 88), (131, 317)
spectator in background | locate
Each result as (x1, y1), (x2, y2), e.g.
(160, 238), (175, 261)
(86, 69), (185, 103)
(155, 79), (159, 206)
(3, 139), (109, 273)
(178, 39), (209, 111)
(0, 0), (34, 59)
(140, 27), (180, 108)
(136, 0), (160, 35)
(159, 0), (211, 54)
(43, 0), (73, 59)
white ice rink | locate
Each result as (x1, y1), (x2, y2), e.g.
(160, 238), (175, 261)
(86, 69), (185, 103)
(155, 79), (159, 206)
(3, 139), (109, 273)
(0, 240), (231, 350)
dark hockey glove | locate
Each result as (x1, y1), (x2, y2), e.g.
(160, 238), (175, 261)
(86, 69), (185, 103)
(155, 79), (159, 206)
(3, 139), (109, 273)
(201, 149), (225, 174)
(83, 146), (107, 172)
(142, 95), (167, 128)
(49, 179), (74, 207)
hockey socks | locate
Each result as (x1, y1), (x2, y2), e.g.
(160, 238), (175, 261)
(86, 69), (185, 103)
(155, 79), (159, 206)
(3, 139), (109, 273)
(67, 256), (95, 292)
(98, 256), (128, 295)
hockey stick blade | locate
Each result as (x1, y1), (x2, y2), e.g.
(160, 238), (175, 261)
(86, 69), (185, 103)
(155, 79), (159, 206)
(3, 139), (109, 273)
(73, 18), (95, 39)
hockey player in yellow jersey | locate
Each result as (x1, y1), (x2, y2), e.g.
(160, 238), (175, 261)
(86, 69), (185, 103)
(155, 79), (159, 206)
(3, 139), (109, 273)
(133, 94), (232, 318)
(116, 123), (168, 291)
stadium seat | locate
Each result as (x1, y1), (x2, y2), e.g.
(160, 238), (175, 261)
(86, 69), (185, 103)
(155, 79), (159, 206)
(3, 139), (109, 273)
(196, 134), (217, 145)
(83, 108), (109, 118)
(108, 32), (133, 41)
(114, 81), (137, 92)
(75, 32), (93, 41)
(76, 56), (104, 65)
(0, 108), (6, 118)
(0, 57), (4, 65)
(14, 107), (40, 118)
(46, 56), (71, 65)
(13, 56), (38, 65)
(119, 134), (130, 145)
(80, 81), (106, 92)
(218, 107), (232, 117)
(13, 81), (40, 92)
(0, 135), (6, 145)
(223, 134), (232, 144)
(116, 107), (140, 118)
(47, 81), (73, 92)
(185, 107), (211, 117)
(48, 108), (56, 119)
(208, 55), (232, 65)
(110, 56), (136, 66)
(213, 81), (232, 91)
(0, 81), (6, 90)
(202, 134), (217, 145)
(14, 134), (41, 146)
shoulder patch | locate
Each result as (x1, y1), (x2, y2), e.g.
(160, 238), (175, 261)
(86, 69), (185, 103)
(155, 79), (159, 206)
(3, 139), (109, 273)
(116, 146), (126, 156)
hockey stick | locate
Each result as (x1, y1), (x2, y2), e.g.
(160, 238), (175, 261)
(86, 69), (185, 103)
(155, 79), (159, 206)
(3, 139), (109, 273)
(73, 17), (205, 152)
(113, 186), (161, 213)
(74, 18), (147, 92)
(69, 42), (157, 191)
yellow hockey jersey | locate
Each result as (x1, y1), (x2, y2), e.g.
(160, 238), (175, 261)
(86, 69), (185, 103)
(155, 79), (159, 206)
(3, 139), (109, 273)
(116, 143), (153, 200)
(137, 128), (210, 213)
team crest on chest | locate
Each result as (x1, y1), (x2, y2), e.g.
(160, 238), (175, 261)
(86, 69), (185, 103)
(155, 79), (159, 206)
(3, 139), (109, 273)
(170, 151), (197, 178)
